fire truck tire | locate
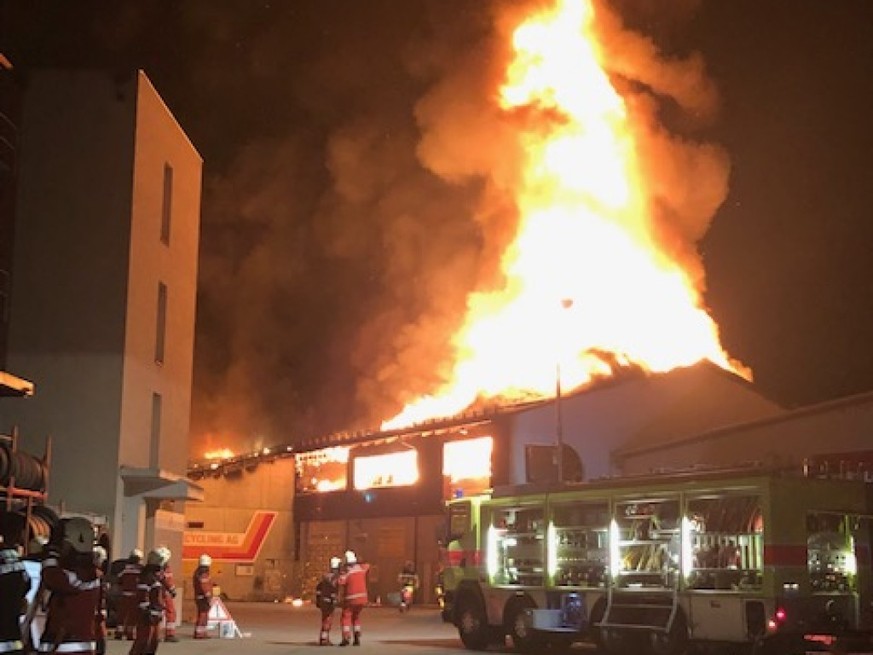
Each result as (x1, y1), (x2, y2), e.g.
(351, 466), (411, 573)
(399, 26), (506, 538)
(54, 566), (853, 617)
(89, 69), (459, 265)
(506, 597), (537, 653)
(602, 628), (646, 655)
(547, 634), (574, 652)
(650, 611), (690, 655)
(456, 593), (491, 651)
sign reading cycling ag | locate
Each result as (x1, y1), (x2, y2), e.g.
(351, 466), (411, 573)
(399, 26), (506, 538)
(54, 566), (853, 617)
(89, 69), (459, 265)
(183, 510), (277, 562)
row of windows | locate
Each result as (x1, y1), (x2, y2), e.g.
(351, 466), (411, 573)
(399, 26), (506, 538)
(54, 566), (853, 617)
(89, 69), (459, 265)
(295, 436), (494, 499)
(155, 160), (174, 363)
(150, 161), (173, 464)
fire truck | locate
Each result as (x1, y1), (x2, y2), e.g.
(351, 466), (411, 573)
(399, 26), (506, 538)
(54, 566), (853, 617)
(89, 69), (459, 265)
(441, 466), (873, 654)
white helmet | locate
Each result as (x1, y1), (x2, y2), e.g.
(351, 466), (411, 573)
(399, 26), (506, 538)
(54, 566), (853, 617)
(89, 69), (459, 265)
(146, 549), (165, 567)
(63, 517), (95, 554)
(130, 548), (144, 561)
(199, 553), (212, 567)
(158, 546), (172, 564)
(93, 546), (108, 566)
(330, 556), (342, 570)
(345, 550), (357, 565)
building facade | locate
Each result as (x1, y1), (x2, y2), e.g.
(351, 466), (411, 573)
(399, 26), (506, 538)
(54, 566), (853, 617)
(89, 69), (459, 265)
(0, 69), (203, 578)
(181, 457), (295, 609)
(190, 362), (813, 605)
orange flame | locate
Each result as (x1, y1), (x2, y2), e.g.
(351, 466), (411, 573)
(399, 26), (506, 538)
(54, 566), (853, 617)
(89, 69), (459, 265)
(204, 448), (235, 460)
(384, 0), (747, 430)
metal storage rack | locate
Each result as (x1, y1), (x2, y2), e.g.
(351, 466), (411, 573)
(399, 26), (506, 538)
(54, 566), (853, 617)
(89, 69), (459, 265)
(0, 426), (52, 551)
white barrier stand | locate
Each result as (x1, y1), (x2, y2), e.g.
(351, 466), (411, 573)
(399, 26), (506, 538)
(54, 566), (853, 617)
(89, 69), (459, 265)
(206, 598), (244, 638)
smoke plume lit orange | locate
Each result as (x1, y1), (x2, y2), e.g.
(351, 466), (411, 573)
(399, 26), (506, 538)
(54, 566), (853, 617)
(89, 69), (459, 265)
(383, 0), (747, 430)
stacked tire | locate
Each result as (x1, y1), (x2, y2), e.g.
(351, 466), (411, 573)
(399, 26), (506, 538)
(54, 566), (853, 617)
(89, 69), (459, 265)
(0, 442), (48, 492)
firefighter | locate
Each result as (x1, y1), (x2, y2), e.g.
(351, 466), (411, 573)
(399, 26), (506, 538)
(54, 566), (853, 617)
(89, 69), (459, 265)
(397, 560), (419, 612)
(128, 549), (165, 655)
(40, 516), (102, 655)
(116, 548), (144, 640)
(338, 550), (370, 647)
(93, 546), (109, 655)
(0, 516), (31, 655)
(156, 546), (178, 642)
(192, 554), (213, 639)
(315, 556), (342, 645)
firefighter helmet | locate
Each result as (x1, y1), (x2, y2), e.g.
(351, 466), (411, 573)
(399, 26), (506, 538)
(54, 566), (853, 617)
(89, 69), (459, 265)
(345, 550), (357, 565)
(199, 553), (212, 567)
(28, 535), (48, 556)
(330, 556), (342, 571)
(93, 546), (108, 566)
(146, 549), (165, 567)
(63, 517), (95, 554)
(158, 545), (172, 564)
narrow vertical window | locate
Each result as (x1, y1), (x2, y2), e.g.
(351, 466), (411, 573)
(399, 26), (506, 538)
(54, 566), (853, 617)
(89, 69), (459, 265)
(150, 392), (162, 468)
(155, 281), (167, 364)
(160, 162), (173, 245)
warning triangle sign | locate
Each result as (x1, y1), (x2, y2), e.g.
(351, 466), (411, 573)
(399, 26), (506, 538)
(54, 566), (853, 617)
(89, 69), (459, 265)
(208, 598), (232, 621)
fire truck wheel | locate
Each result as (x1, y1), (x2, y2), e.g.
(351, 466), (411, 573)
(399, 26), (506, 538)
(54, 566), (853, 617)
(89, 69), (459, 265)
(547, 634), (574, 652)
(456, 593), (491, 651)
(602, 628), (646, 655)
(650, 611), (689, 655)
(506, 597), (537, 653)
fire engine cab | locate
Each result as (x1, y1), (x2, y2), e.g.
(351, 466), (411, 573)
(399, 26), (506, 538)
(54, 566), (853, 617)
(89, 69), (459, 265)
(442, 466), (873, 654)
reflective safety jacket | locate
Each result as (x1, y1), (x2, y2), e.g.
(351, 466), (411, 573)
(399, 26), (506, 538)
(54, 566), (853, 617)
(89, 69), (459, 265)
(39, 551), (101, 653)
(192, 566), (213, 606)
(0, 547), (31, 653)
(137, 566), (165, 625)
(315, 572), (339, 610)
(118, 559), (142, 599)
(339, 562), (370, 606)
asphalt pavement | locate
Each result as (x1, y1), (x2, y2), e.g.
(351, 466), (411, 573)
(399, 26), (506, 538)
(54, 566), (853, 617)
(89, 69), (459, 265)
(102, 603), (471, 655)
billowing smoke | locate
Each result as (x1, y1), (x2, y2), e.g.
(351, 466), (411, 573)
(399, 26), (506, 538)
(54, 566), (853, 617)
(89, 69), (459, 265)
(189, 0), (731, 457)
(192, 2), (497, 455)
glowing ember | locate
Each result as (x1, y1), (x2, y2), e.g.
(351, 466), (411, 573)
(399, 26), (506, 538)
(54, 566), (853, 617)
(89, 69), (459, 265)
(384, 0), (747, 430)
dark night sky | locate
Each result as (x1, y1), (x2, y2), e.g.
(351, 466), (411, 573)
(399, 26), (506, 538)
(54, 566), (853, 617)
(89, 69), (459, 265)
(2, 1), (872, 458)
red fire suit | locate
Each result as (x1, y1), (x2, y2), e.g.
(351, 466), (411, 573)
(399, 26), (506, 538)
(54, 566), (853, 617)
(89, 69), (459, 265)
(128, 565), (164, 655)
(192, 565), (213, 639)
(338, 562), (370, 645)
(40, 549), (102, 654)
(158, 565), (177, 640)
(0, 546), (31, 655)
(94, 567), (107, 655)
(116, 559), (142, 640)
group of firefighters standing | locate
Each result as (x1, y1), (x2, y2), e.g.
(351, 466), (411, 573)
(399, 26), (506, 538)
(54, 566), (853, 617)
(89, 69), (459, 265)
(112, 546), (179, 644)
(0, 512), (216, 655)
(2, 514), (426, 652)
(315, 550), (372, 647)
(314, 551), (420, 647)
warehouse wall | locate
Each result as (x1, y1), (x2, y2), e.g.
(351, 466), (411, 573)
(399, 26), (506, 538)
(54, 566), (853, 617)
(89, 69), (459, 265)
(182, 457), (295, 612)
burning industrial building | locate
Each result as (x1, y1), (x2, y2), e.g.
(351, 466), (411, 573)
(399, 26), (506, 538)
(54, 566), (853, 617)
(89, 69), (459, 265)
(181, 0), (873, 608)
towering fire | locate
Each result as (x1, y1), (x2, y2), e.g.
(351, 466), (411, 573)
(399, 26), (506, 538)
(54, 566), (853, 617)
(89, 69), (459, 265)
(383, 0), (746, 430)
